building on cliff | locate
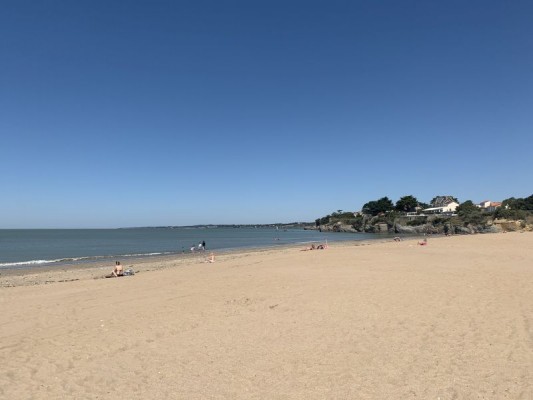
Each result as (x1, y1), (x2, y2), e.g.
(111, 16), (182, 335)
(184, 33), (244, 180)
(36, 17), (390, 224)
(423, 196), (459, 215)
(478, 200), (502, 212)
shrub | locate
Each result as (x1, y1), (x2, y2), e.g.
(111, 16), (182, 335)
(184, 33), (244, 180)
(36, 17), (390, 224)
(456, 200), (484, 225)
(494, 208), (529, 220)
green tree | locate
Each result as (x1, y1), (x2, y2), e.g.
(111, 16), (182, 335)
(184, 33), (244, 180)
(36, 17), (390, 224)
(456, 200), (483, 224)
(494, 207), (528, 220)
(362, 197), (394, 216)
(503, 194), (533, 211)
(395, 195), (419, 212)
(316, 215), (330, 226)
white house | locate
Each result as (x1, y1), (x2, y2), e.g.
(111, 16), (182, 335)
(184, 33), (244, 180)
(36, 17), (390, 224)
(423, 201), (459, 214)
(478, 200), (502, 212)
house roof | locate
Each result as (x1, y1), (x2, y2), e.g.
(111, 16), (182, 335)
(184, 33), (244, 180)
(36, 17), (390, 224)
(479, 200), (502, 208)
(432, 196), (456, 207)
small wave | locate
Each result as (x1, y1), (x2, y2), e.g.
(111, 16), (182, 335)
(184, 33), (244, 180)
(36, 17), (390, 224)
(0, 259), (62, 268)
(119, 252), (173, 257)
(0, 256), (105, 268)
(0, 251), (177, 268)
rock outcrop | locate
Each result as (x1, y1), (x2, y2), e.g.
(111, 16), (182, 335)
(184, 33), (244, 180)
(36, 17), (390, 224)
(311, 216), (533, 235)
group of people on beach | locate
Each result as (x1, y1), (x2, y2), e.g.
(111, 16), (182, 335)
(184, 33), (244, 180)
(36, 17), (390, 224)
(302, 243), (328, 251)
(107, 234), (436, 278)
(189, 240), (216, 262)
(190, 240), (206, 253)
(102, 233), (435, 278)
(393, 235), (429, 246)
(106, 239), (214, 277)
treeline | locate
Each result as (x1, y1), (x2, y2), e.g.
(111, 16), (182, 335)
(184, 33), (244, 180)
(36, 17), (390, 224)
(315, 194), (533, 227)
(316, 195), (434, 225)
(363, 195), (421, 216)
(495, 194), (533, 220)
(502, 195), (533, 211)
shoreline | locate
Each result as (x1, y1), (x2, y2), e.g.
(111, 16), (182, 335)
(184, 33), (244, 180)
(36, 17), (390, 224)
(0, 228), (391, 270)
(0, 235), (417, 288)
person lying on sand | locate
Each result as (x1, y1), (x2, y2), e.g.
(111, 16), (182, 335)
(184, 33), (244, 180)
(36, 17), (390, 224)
(105, 261), (124, 278)
(302, 244), (327, 251)
(418, 238), (428, 246)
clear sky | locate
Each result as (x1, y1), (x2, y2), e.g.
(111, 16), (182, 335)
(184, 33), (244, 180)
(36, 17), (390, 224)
(1, 1), (532, 228)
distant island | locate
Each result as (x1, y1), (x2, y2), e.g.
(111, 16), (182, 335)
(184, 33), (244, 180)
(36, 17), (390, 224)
(122, 222), (315, 230)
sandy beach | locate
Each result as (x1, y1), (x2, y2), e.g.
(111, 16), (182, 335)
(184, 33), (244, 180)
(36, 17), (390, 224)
(1, 232), (532, 399)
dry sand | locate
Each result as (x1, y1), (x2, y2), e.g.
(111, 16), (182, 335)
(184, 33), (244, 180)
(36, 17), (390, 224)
(1, 233), (532, 399)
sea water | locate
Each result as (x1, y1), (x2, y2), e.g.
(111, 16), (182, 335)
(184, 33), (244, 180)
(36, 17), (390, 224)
(0, 228), (388, 269)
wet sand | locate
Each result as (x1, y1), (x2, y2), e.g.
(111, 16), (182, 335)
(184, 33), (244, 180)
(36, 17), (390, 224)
(1, 233), (532, 399)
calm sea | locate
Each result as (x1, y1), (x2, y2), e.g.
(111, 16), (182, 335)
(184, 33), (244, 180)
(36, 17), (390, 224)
(0, 228), (387, 269)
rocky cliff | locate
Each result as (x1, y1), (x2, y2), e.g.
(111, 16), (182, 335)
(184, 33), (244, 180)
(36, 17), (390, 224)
(308, 215), (533, 235)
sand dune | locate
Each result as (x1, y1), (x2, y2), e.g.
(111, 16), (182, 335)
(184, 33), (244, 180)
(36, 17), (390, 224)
(1, 233), (532, 399)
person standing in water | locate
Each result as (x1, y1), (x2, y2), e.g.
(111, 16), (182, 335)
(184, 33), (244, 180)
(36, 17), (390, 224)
(202, 240), (206, 250)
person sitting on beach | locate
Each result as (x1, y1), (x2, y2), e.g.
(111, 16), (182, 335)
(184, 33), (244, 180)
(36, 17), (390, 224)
(106, 261), (124, 278)
(205, 252), (215, 263)
(394, 237), (401, 242)
(418, 238), (428, 246)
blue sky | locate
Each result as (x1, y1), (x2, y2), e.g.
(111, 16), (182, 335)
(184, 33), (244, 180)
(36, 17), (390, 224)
(1, 1), (532, 228)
